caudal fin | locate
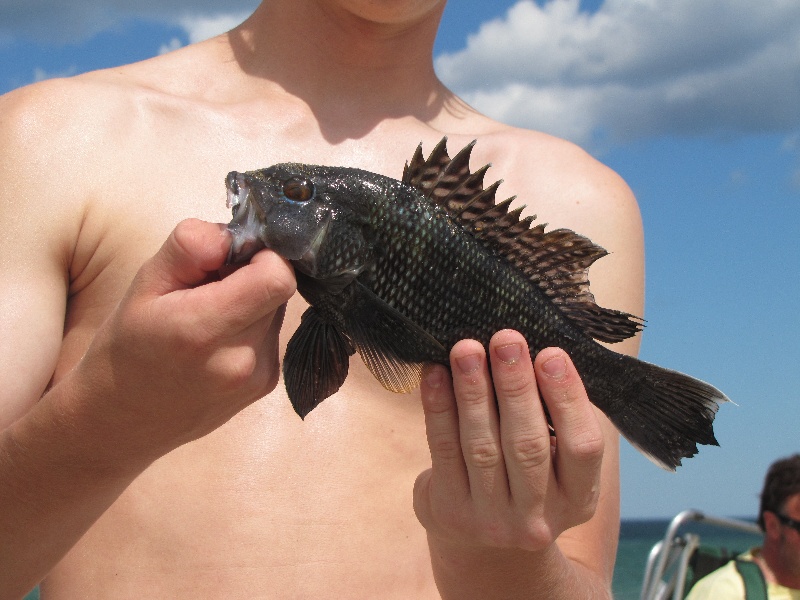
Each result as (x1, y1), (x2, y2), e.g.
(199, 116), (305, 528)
(609, 357), (729, 471)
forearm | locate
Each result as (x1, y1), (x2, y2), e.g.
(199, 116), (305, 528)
(0, 372), (154, 599)
(428, 537), (612, 600)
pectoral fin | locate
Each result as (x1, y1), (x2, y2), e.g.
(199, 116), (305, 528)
(344, 283), (448, 394)
(283, 307), (355, 419)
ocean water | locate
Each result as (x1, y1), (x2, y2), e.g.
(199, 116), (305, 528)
(22, 517), (762, 600)
(613, 517), (763, 599)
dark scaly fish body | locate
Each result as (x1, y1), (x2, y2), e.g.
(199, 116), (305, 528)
(225, 139), (728, 470)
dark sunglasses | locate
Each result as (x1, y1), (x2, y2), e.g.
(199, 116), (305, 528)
(775, 512), (800, 533)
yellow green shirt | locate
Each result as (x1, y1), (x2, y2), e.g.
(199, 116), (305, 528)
(685, 549), (800, 600)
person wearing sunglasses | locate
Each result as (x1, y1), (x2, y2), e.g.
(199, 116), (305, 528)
(687, 454), (800, 599)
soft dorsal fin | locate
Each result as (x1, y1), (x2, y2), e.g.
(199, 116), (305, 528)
(403, 138), (644, 343)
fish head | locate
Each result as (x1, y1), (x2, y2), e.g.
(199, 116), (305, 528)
(225, 164), (377, 283)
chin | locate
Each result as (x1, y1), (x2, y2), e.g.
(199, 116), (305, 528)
(332, 0), (446, 25)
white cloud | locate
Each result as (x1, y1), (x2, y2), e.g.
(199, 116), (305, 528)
(32, 66), (77, 82)
(155, 12), (250, 54)
(178, 12), (253, 43)
(159, 37), (183, 55)
(436, 0), (800, 145)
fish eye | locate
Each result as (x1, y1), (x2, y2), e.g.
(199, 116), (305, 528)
(282, 177), (315, 202)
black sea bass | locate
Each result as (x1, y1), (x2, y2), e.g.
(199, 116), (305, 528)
(225, 139), (728, 470)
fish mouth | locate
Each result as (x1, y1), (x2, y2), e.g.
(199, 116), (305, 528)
(226, 172), (267, 264)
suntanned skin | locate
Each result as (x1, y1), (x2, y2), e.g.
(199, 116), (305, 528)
(0, 1), (644, 598)
(756, 494), (800, 589)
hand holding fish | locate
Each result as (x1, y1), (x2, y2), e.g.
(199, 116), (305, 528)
(412, 330), (606, 598)
(0, 219), (296, 596)
(72, 218), (295, 460)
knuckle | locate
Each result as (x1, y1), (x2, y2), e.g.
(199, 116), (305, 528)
(168, 219), (203, 264)
(572, 430), (605, 461)
(249, 255), (297, 307)
(182, 319), (216, 350)
(458, 385), (490, 408)
(162, 303), (214, 350)
(560, 416), (605, 463)
(171, 218), (196, 245)
(207, 346), (258, 388)
(517, 519), (557, 552)
(543, 385), (573, 411)
(428, 435), (463, 462)
(476, 517), (513, 548)
(509, 433), (551, 470)
(422, 390), (454, 416)
(496, 371), (535, 400)
(465, 438), (502, 470)
(269, 272), (297, 304)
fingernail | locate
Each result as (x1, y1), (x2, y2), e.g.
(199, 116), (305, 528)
(542, 356), (566, 380)
(495, 343), (521, 365)
(423, 364), (444, 389)
(455, 354), (481, 375)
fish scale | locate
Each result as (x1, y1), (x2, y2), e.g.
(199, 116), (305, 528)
(375, 213), (576, 388)
(225, 138), (729, 470)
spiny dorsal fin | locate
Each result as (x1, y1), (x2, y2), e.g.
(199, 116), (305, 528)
(403, 139), (483, 208)
(404, 138), (644, 343)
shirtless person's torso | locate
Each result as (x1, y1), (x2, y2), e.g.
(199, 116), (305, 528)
(0, 2), (643, 598)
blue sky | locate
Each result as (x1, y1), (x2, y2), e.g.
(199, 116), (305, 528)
(2, 0), (799, 520)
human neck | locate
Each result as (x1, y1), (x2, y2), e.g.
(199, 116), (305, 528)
(761, 545), (800, 589)
(227, 0), (449, 123)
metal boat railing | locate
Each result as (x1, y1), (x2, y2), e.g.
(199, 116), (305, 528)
(639, 509), (762, 600)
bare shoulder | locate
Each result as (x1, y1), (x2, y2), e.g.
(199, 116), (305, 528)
(0, 42), (212, 157)
(0, 72), (143, 201)
(0, 54), (206, 237)
(0, 74), (148, 274)
(474, 128), (640, 239)
(0, 70), (139, 137)
(1, 78), (101, 262)
(477, 127), (645, 345)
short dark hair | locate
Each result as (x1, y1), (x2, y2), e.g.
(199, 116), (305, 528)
(758, 454), (800, 530)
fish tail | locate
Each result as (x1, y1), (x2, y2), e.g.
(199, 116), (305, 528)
(603, 355), (729, 471)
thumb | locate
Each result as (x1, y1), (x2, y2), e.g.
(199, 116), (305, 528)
(137, 219), (231, 296)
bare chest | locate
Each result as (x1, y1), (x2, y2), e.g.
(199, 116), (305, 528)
(50, 123), (439, 597)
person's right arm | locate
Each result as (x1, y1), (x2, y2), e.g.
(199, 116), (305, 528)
(0, 85), (295, 599)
